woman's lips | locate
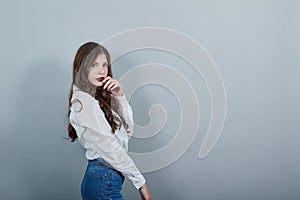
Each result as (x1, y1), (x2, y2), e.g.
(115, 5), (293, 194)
(97, 77), (105, 82)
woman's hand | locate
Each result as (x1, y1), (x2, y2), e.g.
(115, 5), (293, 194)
(139, 184), (152, 200)
(102, 76), (124, 96)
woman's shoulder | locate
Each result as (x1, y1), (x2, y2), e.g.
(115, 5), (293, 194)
(71, 85), (99, 110)
(72, 85), (95, 100)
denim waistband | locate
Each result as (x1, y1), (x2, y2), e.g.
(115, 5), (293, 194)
(88, 158), (113, 168)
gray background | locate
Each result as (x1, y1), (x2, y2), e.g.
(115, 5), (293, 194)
(1, 0), (299, 199)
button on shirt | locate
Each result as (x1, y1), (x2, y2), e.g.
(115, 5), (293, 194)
(69, 84), (145, 189)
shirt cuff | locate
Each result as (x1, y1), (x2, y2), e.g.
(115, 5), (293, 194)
(134, 176), (146, 190)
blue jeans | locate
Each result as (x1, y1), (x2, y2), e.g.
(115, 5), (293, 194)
(81, 158), (125, 200)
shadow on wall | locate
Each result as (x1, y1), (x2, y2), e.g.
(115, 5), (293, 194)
(2, 58), (85, 200)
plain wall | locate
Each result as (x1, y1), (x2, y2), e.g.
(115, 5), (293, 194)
(1, 0), (299, 199)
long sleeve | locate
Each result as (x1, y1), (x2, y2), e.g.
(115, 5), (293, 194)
(112, 94), (134, 137)
(70, 90), (145, 189)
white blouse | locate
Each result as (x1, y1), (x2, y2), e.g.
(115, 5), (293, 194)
(69, 84), (145, 189)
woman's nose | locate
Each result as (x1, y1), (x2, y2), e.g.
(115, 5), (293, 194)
(98, 67), (105, 74)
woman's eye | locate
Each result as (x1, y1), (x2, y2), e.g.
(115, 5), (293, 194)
(92, 63), (97, 67)
(103, 64), (108, 68)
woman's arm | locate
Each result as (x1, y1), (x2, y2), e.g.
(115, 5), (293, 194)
(112, 94), (134, 136)
(102, 76), (134, 136)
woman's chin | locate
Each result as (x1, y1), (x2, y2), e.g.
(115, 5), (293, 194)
(91, 81), (102, 87)
(97, 82), (102, 86)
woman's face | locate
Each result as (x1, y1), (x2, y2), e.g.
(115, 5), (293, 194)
(87, 53), (109, 87)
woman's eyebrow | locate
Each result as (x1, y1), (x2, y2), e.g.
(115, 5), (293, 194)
(93, 61), (108, 64)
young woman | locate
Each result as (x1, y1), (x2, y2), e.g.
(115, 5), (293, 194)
(67, 42), (151, 200)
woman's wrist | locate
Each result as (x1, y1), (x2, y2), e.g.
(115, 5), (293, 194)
(113, 91), (124, 96)
(139, 183), (151, 200)
(139, 184), (145, 190)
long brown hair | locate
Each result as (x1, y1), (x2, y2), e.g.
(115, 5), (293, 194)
(67, 42), (129, 142)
